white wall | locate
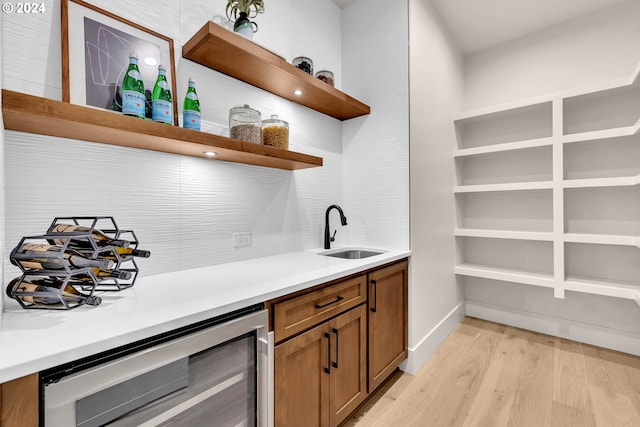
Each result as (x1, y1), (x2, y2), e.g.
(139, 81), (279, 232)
(463, 0), (640, 110)
(461, 0), (640, 354)
(0, 0), (344, 285)
(405, 0), (465, 373)
(341, 0), (410, 251)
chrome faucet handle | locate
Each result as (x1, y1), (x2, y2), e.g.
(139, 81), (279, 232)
(330, 229), (337, 242)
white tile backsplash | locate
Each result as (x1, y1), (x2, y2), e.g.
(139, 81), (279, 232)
(342, 0), (410, 250)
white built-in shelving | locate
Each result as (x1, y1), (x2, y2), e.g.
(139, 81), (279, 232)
(454, 181), (554, 193)
(454, 264), (555, 289)
(453, 137), (553, 157)
(453, 61), (640, 305)
(564, 233), (640, 248)
(563, 174), (640, 189)
(454, 228), (554, 241)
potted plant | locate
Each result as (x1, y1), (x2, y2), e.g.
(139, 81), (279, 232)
(226, 0), (265, 39)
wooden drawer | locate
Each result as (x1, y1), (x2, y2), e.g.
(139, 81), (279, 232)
(272, 274), (366, 343)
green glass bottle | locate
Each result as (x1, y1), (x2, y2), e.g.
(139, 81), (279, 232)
(121, 53), (146, 119)
(183, 78), (201, 131)
(152, 65), (173, 124)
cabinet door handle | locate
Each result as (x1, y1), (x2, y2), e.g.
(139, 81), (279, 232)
(324, 332), (331, 374)
(371, 279), (377, 312)
(332, 328), (339, 369)
(315, 295), (344, 309)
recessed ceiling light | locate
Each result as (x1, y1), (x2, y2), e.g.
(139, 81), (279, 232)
(203, 151), (218, 157)
(294, 89), (302, 95)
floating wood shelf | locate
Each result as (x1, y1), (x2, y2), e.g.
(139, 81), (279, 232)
(182, 21), (370, 121)
(1, 90), (323, 170)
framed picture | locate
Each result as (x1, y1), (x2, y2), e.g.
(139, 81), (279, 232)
(61, 0), (178, 125)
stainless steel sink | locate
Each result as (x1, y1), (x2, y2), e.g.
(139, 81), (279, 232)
(321, 249), (384, 259)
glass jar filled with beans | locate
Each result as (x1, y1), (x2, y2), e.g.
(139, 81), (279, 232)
(315, 70), (335, 87)
(229, 104), (262, 144)
(292, 56), (313, 75)
(262, 114), (289, 150)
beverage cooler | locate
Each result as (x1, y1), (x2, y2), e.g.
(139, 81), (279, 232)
(41, 304), (273, 427)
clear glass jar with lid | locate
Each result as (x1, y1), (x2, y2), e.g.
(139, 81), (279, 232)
(315, 70), (334, 87)
(262, 114), (289, 150)
(292, 56), (313, 75)
(229, 104), (262, 144)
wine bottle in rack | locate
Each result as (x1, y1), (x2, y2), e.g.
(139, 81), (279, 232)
(88, 268), (133, 280)
(6, 276), (102, 306)
(11, 243), (114, 271)
(67, 269), (133, 282)
(64, 247), (150, 263)
(105, 247), (151, 259)
(50, 223), (131, 248)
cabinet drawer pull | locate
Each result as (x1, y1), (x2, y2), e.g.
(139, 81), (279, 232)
(332, 328), (339, 369)
(324, 332), (331, 374)
(371, 280), (377, 312)
(315, 295), (344, 309)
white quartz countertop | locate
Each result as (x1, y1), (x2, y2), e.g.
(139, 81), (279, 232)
(0, 247), (410, 383)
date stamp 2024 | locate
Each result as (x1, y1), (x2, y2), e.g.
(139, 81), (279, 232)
(2, 2), (46, 13)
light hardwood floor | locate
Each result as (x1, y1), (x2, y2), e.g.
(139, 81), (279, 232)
(342, 317), (640, 427)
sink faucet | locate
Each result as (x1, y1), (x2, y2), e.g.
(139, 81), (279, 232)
(324, 205), (348, 249)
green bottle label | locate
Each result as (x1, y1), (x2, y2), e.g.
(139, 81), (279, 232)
(152, 99), (173, 124)
(183, 110), (201, 130)
(122, 90), (146, 117)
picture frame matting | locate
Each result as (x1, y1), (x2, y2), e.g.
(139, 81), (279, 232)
(61, 0), (178, 124)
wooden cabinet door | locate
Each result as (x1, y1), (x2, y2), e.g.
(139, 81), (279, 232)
(0, 373), (39, 427)
(329, 305), (367, 427)
(367, 260), (408, 392)
(275, 323), (330, 427)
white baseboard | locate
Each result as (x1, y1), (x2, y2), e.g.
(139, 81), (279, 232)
(401, 302), (465, 375)
(466, 300), (640, 357)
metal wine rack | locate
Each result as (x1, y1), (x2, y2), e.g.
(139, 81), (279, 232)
(7, 274), (102, 310)
(8, 216), (145, 310)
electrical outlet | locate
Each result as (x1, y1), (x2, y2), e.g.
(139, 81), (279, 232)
(233, 232), (252, 248)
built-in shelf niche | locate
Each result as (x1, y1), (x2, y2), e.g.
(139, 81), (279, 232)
(564, 133), (640, 180)
(456, 145), (552, 186)
(454, 101), (552, 151)
(459, 236), (554, 275)
(563, 77), (640, 135)
(565, 243), (640, 289)
(456, 190), (553, 232)
(455, 236), (555, 289)
(564, 187), (640, 236)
